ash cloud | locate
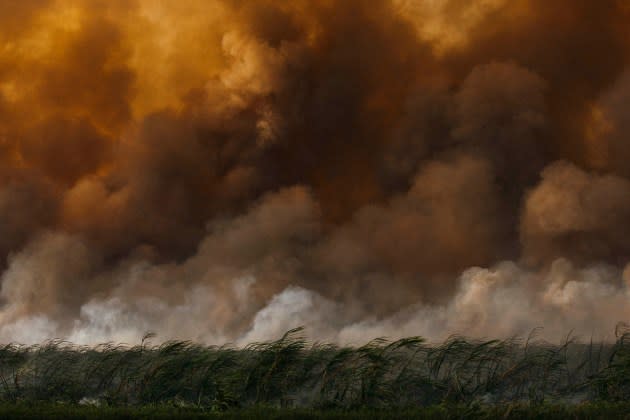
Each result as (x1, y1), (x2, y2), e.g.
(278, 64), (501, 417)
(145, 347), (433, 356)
(0, 0), (630, 344)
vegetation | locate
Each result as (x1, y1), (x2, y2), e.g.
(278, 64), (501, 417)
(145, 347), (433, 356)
(2, 326), (630, 417)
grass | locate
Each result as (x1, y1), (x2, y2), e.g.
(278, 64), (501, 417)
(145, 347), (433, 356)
(2, 326), (630, 417)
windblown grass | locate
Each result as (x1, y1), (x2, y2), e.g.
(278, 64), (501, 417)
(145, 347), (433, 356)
(1, 326), (630, 412)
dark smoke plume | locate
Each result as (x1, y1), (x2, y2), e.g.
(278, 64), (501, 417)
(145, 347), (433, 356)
(1, 0), (630, 344)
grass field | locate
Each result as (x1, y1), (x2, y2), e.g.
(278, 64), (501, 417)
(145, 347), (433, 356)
(2, 327), (630, 418)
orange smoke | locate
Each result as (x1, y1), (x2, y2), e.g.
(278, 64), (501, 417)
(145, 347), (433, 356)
(1, 0), (630, 343)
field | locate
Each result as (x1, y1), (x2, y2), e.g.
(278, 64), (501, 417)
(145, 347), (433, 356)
(2, 327), (630, 418)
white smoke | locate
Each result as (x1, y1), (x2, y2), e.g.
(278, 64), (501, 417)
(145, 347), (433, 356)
(1, 245), (628, 345)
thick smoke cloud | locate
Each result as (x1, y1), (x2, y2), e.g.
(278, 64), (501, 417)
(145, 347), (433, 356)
(521, 161), (630, 266)
(1, 0), (630, 344)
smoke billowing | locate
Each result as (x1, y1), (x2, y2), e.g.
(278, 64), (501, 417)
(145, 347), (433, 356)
(1, 0), (630, 344)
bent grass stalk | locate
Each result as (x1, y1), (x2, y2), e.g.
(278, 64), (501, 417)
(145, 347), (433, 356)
(0, 326), (627, 409)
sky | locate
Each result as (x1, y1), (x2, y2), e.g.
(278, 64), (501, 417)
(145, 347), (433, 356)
(1, 0), (630, 345)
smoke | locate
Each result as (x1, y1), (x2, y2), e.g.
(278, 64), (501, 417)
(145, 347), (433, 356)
(521, 161), (630, 265)
(1, 0), (630, 345)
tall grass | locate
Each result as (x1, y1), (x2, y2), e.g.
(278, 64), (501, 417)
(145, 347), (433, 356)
(0, 326), (629, 409)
